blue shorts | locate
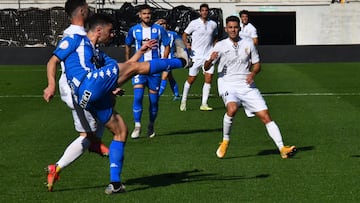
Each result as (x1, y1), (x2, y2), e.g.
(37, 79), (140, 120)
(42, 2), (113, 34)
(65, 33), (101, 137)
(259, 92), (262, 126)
(132, 74), (161, 91)
(74, 62), (119, 124)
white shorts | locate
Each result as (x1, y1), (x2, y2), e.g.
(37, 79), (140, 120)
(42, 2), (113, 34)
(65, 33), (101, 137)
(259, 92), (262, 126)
(59, 73), (100, 133)
(218, 79), (268, 117)
(188, 57), (214, 76)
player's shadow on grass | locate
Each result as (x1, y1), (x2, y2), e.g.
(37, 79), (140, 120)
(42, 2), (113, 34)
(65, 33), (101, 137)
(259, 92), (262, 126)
(53, 170), (269, 193)
(225, 146), (314, 159)
(54, 185), (106, 192)
(125, 169), (269, 192)
(257, 146), (313, 158)
(161, 128), (222, 136)
(350, 155), (360, 158)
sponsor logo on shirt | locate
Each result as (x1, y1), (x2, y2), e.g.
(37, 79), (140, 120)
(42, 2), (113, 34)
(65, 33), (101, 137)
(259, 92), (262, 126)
(59, 40), (69, 49)
(79, 90), (92, 108)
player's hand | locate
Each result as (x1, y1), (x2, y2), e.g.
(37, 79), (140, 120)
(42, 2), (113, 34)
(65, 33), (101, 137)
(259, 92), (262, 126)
(210, 52), (219, 61)
(140, 39), (157, 52)
(246, 72), (256, 85)
(112, 87), (125, 96)
(43, 86), (55, 102)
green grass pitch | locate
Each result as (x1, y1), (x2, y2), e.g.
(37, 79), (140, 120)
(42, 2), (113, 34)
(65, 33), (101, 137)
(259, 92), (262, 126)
(0, 63), (359, 202)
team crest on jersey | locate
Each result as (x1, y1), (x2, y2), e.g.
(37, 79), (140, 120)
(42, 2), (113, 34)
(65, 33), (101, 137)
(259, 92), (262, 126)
(59, 40), (69, 49)
(152, 28), (157, 33)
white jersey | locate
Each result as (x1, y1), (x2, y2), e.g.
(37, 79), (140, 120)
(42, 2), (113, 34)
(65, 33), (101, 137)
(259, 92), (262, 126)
(207, 37), (266, 116)
(184, 18), (217, 59)
(208, 38), (259, 83)
(239, 22), (258, 43)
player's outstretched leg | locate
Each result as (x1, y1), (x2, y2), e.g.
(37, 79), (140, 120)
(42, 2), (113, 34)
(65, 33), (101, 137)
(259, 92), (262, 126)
(174, 38), (193, 68)
(117, 56), (186, 87)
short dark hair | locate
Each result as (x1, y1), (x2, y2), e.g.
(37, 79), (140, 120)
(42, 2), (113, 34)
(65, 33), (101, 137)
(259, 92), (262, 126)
(200, 3), (209, 10)
(65, 0), (86, 17)
(85, 13), (114, 31)
(226, 15), (240, 25)
(239, 10), (249, 17)
(138, 4), (152, 12)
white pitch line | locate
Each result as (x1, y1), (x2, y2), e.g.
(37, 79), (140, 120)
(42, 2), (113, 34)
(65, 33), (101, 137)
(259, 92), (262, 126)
(262, 92), (360, 96)
(1, 93), (360, 98)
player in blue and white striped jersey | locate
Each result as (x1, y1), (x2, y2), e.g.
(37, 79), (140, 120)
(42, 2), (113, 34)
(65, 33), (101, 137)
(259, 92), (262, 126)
(47, 13), (189, 194)
(156, 18), (182, 101)
(125, 4), (171, 139)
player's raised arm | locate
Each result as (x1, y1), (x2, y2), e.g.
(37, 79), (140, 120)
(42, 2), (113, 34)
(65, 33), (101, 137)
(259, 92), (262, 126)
(126, 39), (157, 63)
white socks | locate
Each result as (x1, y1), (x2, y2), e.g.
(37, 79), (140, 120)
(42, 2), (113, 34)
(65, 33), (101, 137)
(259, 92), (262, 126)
(181, 81), (191, 102)
(56, 136), (90, 169)
(135, 122), (141, 128)
(222, 116), (284, 150)
(223, 113), (232, 141)
(265, 121), (284, 150)
(201, 83), (211, 106)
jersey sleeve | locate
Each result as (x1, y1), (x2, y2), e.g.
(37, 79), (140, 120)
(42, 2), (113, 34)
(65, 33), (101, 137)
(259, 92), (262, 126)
(250, 24), (258, 38)
(53, 35), (79, 61)
(124, 26), (134, 46)
(173, 32), (181, 41)
(211, 21), (219, 39)
(159, 26), (170, 46)
(250, 43), (260, 64)
(184, 20), (194, 35)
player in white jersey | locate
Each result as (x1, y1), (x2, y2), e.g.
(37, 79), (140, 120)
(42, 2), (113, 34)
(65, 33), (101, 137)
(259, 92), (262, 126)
(239, 10), (258, 45)
(203, 15), (296, 159)
(180, 3), (218, 111)
(43, 0), (108, 192)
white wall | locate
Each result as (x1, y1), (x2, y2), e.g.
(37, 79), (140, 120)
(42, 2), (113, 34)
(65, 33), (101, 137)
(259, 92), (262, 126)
(297, 3), (360, 45)
(207, 2), (360, 45)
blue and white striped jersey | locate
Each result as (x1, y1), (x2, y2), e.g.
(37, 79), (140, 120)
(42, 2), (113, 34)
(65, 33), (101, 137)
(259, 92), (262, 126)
(125, 23), (170, 62)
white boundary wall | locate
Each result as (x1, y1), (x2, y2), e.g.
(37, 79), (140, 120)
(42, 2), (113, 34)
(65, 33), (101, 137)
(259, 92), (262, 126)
(0, 1), (359, 45)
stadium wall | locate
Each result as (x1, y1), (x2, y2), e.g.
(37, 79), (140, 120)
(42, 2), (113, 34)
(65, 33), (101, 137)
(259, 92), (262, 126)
(1, 45), (359, 65)
(0, 1), (359, 45)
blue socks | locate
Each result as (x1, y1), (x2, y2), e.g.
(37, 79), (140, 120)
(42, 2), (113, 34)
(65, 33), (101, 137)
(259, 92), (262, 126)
(148, 92), (159, 123)
(149, 58), (183, 75)
(133, 88), (144, 123)
(169, 78), (180, 97)
(109, 140), (125, 182)
(159, 79), (167, 96)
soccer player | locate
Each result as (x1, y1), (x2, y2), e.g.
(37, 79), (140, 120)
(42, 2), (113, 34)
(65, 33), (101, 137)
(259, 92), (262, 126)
(49, 13), (189, 194)
(43, 0), (109, 192)
(239, 10), (258, 46)
(125, 4), (170, 139)
(203, 15), (296, 159)
(155, 18), (181, 101)
(180, 3), (218, 111)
